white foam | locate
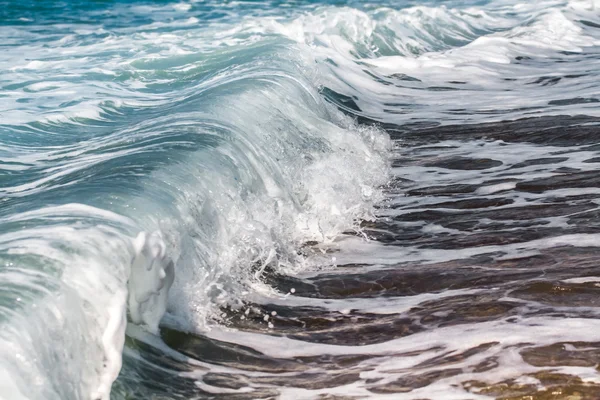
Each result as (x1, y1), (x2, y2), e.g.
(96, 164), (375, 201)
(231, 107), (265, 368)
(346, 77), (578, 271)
(247, 287), (485, 315)
(0, 206), (135, 400)
(562, 276), (600, 284)
(128, 232), (175, 334)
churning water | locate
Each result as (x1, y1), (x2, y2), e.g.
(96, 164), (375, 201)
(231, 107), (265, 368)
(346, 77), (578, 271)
(1, 0), (600, 399)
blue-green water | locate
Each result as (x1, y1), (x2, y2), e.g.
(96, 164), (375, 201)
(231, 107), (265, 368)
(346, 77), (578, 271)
(1, 0), (600, 399)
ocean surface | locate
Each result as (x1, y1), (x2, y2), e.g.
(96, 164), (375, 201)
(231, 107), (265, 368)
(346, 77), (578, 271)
(1, 0), (600, 399)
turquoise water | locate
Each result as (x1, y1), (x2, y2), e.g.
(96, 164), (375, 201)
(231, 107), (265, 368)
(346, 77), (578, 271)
(1, 0), (600, 399)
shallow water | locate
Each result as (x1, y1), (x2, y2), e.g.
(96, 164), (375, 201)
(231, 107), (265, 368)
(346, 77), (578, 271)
(1, 0), (600, 399)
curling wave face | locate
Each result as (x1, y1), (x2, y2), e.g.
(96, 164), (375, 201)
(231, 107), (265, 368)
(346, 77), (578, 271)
(0, 1), (392, 398)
